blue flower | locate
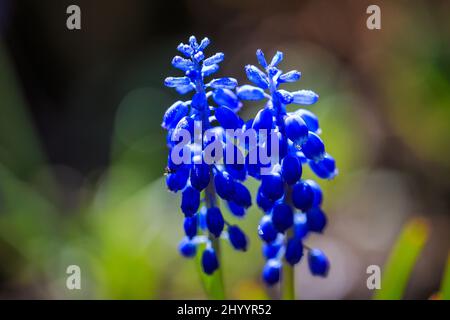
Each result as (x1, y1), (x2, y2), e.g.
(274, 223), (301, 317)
(256, 187), (275, 212)
(271, 203), (294, 233)
(262, 238), (283, 259)
(227, 200), (246, 218)
(293, 213), (308, 239)
(184, 215), (198, 239)
(206, 206), (225, 237)
(163, 38), (337, 284)
(214, 170), (235, 200)
(202, 247), (219, 275)
(306, 207), (327, 233)
(284, 114), (308, 145)
(258, 215), (278, 243)
(262, 259), (281, 285)
(292, 180), (315, 212)
(230, 182), (252, 208)
(228, 225), (248, 251)
(260, 172), (284, 201)
(181, 186), (200, 217)
(281, 154), (302, 185)
(308, 153), (338, 179)
(162, 36), (251, 275)
(215, 106), (241, 130)
(285, 238), (303, 265)
(179, 237), (197, 258)
(252, 108), (273, 131)
(308, 248), (330, 277)
(241, 49), (336, 284)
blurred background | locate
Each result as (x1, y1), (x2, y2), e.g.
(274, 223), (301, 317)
(0, 0), (449, 299)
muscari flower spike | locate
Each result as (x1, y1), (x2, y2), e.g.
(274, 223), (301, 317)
(239, 49), (338, 284)
(162, 36), (251, 275)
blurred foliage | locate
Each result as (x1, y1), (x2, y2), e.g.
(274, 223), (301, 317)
(374, 218), (429, 300)
(195, 242), (225, 300)
(0, 37), (269, 296)
(0, 0), (449, 299)
(380, 7), (450, 169)
(440, 254), (450, 300)
(0, 41), (46, 180)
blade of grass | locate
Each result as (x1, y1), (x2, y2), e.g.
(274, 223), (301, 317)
(373, 217), (429, 300)
(440, 253), (450, 300)
(282, 263), (295, 300)
(195, 180), (226, 300)
(0, 40), (46, 179)
(196, 241), (225, 300)
(282, 186), (295, 300)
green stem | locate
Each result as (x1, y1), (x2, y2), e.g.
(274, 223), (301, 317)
(200, 176), (225, 299)
(282, 259), (295, 300)
(282, 184), (296, 300)
(190, 58), (225, 299)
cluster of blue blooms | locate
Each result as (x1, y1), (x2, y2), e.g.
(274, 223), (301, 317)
(238, 50), (338, 285)
(162, 36), (251, 275)
(162, 36), (338, 285)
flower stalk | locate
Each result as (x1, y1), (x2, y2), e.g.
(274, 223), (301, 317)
(203, 176), (225, 299)
(282, 257), (295, 300)
(162, 36), (337, 299)
(162, 36), (250, 299)
(282, 184), (295, 300)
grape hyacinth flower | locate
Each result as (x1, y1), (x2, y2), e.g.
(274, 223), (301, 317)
(162, 36), (251, 278)
(239, 50), (338, 288)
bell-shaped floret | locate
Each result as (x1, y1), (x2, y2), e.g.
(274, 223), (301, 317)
(285, 238), (304, 265)
(228, 225), (248, 251)
(181, 186), (200, 216)
(292, 180), (314, 212)
(202, 247), (219, 275)
(284, 114), (308, 145)
(272, 203), (294, 232)
(262, 259), (281, 285)
(308, 249), (329, 277)
(258, 215), (278, 243)
(206, 206), (224, 237)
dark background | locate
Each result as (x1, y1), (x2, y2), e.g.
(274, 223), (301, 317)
(0, 0), (449, 299)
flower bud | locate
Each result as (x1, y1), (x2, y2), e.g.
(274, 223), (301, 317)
(292, 180), (314, 212)
(272, 203), (294, 232)
(262, 259), (281, 285)
(308, 249), (329, 277)
(202, 247), (219, 275)
(258, 215), (278, 243)
(206, 207), (224, 237)
(285, 238), (303, 265)
(228, 225), (248, 251)
(284, 114), (308, 145)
